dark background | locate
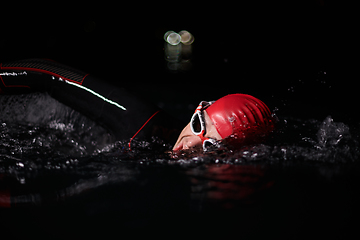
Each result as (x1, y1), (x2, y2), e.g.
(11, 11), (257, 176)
(1, 2), (359, 239)
(1, 1), (356, 123)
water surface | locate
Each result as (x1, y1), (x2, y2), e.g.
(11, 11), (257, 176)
(1, 92), (359, 239)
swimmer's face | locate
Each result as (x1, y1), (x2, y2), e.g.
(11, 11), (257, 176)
(173, 110), (222, 151)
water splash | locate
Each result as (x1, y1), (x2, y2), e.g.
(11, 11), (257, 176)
(167, 116), (359, 164)
(0, 93), (113, 158)
(1, 107), (359, 178)
(0, 92), (359, 208)
(316, 116), (350, 149)
(268, 116), (359, 163)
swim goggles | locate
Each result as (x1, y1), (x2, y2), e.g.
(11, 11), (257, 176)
(190, 101), (217, 151)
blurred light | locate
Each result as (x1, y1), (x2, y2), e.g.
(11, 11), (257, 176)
(164, 43), (193, 72)
(164, 43), (182, 62)
(181, 44), (192, 60)
(163, 30), (194, 72)
(164, 31), (175, 41)
(179, 30), (194, 45)
(164, 31), (181, 45)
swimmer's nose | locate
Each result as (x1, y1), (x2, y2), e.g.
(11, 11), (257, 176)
(173, 136), (202, 151)
(182, 136), (202, 150)
(173, 123), (202, 151)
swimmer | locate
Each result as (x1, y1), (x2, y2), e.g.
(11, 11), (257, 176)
(1, 59), (274, 152)
(173, 94), (274, 151)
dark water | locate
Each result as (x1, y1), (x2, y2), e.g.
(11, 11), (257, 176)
(1, 92), (360, 239)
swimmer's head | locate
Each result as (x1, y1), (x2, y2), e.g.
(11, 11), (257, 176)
(172, 94), (275, 151)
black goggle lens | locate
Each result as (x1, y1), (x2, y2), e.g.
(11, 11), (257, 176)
(203, 140), (214, 149)
(191, 114), (202, 134)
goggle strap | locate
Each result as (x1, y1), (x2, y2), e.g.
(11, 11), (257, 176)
(191, 100), (217, 151)
(195, 101), (215, 113)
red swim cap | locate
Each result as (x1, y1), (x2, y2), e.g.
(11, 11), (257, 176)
(206, 94), (274, 146)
